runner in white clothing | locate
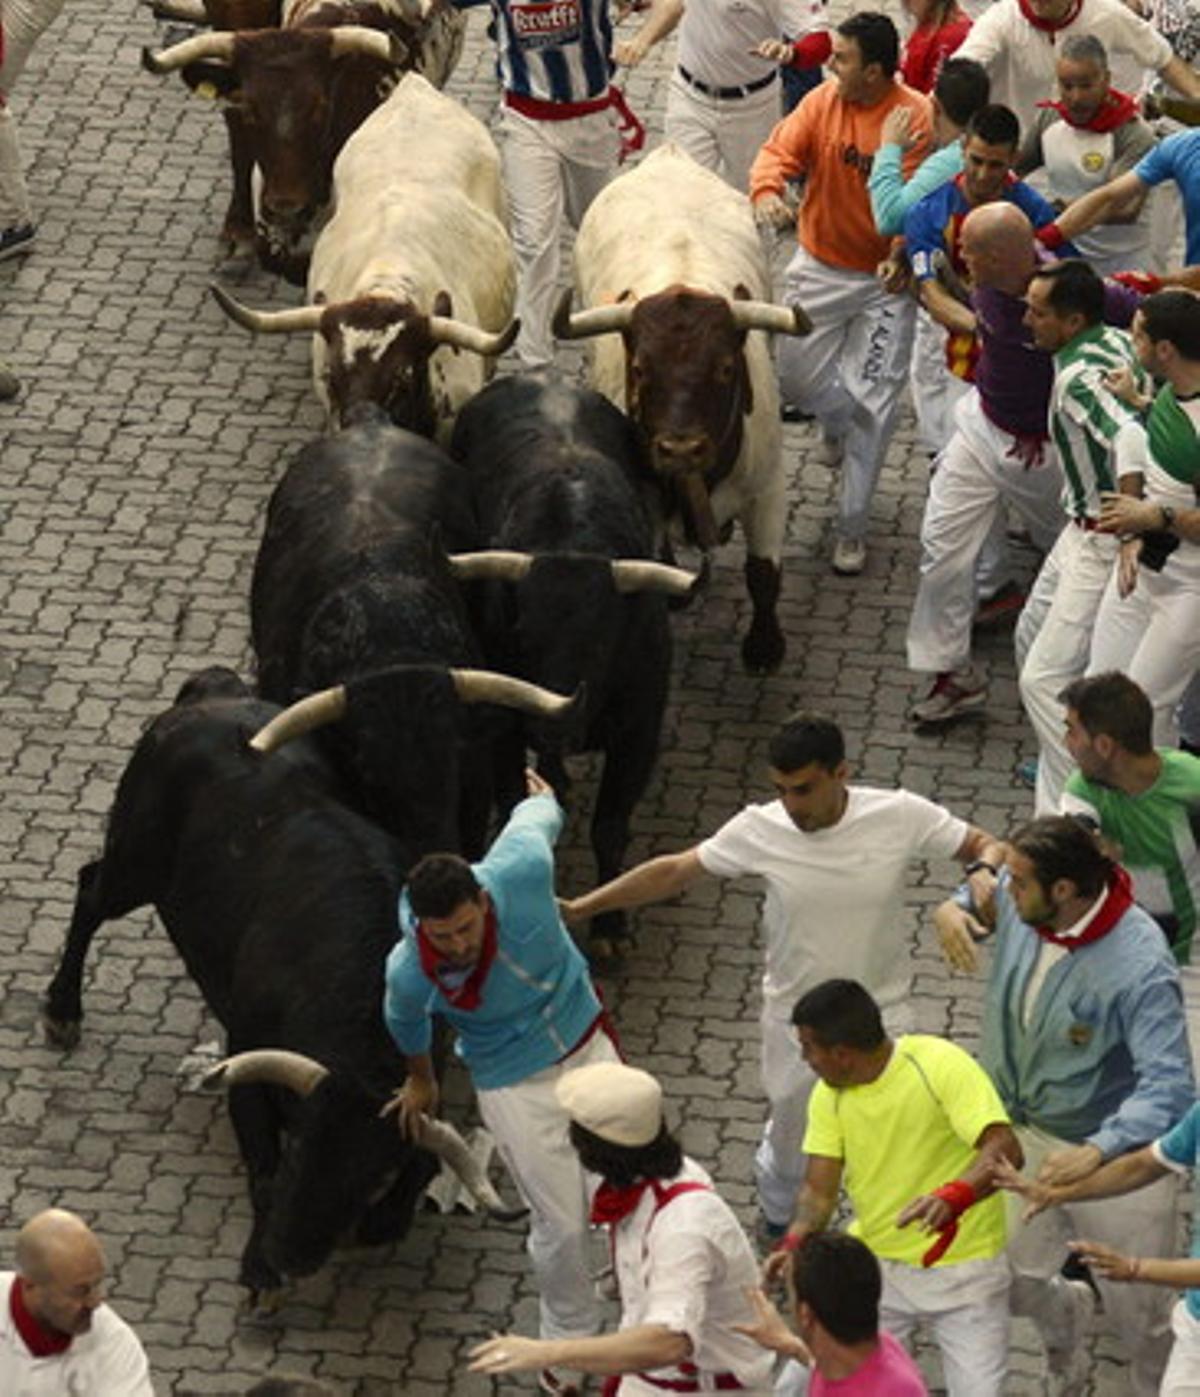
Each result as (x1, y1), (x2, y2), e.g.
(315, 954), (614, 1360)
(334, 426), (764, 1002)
(561, 712), (1003, 1234)
(616, 0), (785, 192)
(0, 1208), (153, 1397)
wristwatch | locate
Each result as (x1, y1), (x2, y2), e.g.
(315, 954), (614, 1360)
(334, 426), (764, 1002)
(964, 859), (997, 877)
(1161, 504), (1177, 532)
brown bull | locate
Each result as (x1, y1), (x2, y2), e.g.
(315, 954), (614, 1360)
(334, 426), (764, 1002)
(142, 0), (464, 282)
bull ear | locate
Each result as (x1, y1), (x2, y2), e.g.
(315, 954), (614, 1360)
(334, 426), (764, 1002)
(180, 61), (241, 101)
(432, 290), (453, 319)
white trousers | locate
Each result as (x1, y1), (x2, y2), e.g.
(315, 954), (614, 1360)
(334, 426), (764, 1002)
(500, 105), (618, 370)
(0, 0), (66, 227)
(880, 1255), (1010, 1397)
(1088, 564), (1200, 750)
(907, 392), (1065, 674)
(778, 247), (916, 541)
(1164, 1300), (1200, 1397)
(664, 72), (779, 195)
(476, 1028), (619, 1341)
(1007, 1124), (1178, 1396)
(1019, 522), (1119, 815)
(756, 1002), (914, 1226)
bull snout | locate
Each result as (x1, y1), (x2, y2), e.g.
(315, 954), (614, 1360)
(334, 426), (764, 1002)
(651, 432), (712, 476)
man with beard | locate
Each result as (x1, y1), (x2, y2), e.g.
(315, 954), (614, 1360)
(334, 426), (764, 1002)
(0, 1208), (153, 1393)
(561, 711), (1002, 1241)
(935, 816), (1194, 1393)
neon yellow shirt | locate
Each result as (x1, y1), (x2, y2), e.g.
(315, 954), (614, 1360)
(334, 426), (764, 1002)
(803, 1034), (1009, 1266)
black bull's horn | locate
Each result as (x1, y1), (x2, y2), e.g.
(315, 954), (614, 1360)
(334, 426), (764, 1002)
(247, 669), (581, 755)
(201, 1051), (526, 1221)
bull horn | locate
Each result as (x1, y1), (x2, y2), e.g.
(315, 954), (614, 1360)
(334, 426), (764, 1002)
(202, 1049), (330, 1097)
(141, 29), (235, 73)
(427, 314), (520, 358)
(415, 1117), (528, 1221)
(551, 287), (635, 342)
(327, 25), (395, 64)
(450, 669), (579, 718)
(727, 299), (812, 337)
(610, 560), (700, 597)
(249, 686), (348, 753)
(211, 282), (325, 335)
(446, 550), (534, 583)
(143, 0), (211, 22)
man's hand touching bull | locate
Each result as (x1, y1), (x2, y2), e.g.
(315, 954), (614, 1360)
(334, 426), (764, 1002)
(381, 1057), (439, 1139)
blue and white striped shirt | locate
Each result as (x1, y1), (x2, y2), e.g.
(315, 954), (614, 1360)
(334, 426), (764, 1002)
(457, 0), (614, 102)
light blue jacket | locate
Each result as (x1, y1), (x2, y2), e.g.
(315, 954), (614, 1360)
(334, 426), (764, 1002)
(383, 794), (600, 1090)
(868, 140), (964, 237)
(975, 872), (1194, 1159)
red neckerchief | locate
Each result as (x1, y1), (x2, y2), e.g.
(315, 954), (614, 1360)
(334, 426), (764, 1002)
(416, 907), (498, 1011)
(1017, 0), (1084, 32)
(1034, 865), (1134, 950)
(590, 1180), (651, 1226)
(1037, 87), (1139, 132)
(9, 1277), (72, 1358)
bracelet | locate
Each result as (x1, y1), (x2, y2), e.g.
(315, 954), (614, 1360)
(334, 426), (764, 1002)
(1161, 505), (1177, 532)
(964, 859), (997, 877)
(776, 1231), (806, 1253)
(1127, 1256), (1142, 1281)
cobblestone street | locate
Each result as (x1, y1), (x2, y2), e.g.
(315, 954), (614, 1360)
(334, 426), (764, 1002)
(0, 2), (1150, 1391)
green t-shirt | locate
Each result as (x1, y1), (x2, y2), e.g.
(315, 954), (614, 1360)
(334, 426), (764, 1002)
(1063, 749), (1200, 964)
(803, 1034), (1009, 1267)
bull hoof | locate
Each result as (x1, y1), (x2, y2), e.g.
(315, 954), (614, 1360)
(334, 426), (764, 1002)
(741, 628), (785, 675)
(42, 1012), (81, 1051)
(239, 1288), (286, 1324)
(216, 234), (256, 281)
(586, 931), (635, 972)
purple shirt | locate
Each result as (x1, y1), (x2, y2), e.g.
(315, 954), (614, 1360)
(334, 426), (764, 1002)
(970, 267), (1139, 439)
(810, 1331), (929, 1395)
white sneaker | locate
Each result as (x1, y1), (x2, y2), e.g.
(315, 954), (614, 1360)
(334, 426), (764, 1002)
(831, 536), (866, 576)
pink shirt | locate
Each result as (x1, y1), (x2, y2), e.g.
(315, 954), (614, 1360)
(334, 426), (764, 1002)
(810, 1332), (929, 1396)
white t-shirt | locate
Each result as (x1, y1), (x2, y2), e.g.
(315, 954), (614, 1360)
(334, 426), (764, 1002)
(957, 0), (1171, 132)
(676, 0), (782, 88)
(698, 786), (968, 1020)
(0, 1274), (153, 1397)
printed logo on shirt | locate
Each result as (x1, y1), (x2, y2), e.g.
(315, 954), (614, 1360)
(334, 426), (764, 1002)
(510, 0), (583, 48)
(1082, 151), (1105, 173)
(840, 142), (874, 179)
(1067, 1021), (1094, 1046)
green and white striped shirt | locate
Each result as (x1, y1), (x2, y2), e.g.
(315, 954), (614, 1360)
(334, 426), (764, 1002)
(1051, 324), (1147, 520)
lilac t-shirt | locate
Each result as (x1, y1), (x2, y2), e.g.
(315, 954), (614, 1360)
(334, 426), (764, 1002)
(810, 1332), (929, 1396)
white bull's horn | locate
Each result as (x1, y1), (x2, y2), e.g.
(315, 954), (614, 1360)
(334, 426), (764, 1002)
(551, 288), (636, 342)
(142, 29), (235, 73)
(728, 299), (812, 337)
(610, 560), (699, 596)
(249, 686), (348, 753)
(446, 550), (534, 583)
(202, 1049), (330, 1097)
(415, 1117), (527, 1220)
(450, 669), (578, 717)
(427, 314), (520, 358)
(327, 25), (396, 63)
(211, 283), (325, 335)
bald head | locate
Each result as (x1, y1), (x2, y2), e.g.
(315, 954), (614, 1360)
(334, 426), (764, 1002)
(16, 1209), (107, 1337)
(960, 203), (1037, 293)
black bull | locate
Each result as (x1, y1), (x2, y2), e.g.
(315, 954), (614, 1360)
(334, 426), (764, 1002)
(42, 667), (515, 1296)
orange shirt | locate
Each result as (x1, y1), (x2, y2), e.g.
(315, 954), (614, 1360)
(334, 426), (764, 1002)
(750, 78), (933, 274)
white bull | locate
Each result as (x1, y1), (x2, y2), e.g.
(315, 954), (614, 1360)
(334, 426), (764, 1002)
(211, 72), (516, 441)
(555, 144), (809, 674)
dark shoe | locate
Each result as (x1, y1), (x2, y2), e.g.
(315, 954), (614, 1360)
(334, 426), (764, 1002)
(0, 364), (19, 401)
(1015, 755), (1038, 789)
(780, 401), (811, 423)
(540, 1369), (582, 1397)
(0, 222), (35, 262)
(973, 580), (1026, 628)
(910, 669), (986, 725)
